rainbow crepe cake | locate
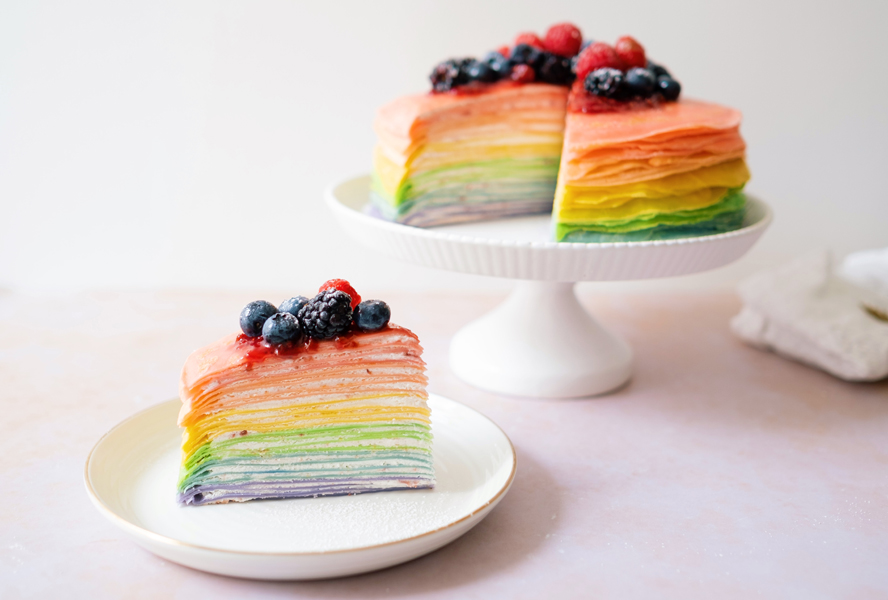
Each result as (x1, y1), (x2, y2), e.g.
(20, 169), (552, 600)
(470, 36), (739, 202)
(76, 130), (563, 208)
(372, 22), (750, 241)
(177, 279), (434, 506)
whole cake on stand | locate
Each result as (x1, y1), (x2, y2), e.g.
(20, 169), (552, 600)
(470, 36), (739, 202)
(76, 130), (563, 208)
(332, 22), (770, 398)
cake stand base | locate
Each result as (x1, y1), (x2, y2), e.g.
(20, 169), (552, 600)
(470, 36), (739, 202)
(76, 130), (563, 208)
(449, 282), (633, 398)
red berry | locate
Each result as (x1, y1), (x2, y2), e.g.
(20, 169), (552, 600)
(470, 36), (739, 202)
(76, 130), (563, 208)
(574, 42), (627, 81)
(543, 22), (583, 57)
(510, 64), (535, 83)
(497, 45), (511, 58)
(614, 36), (646, 69)
(319, 279), (361, 309)
(514, 32), (545, 50)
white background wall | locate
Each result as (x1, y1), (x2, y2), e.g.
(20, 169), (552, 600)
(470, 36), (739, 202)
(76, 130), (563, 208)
(2, 0), (886, 294)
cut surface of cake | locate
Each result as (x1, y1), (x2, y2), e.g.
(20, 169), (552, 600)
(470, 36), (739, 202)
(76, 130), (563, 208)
(553, 97), (750, 242)
(177, 280), (434, 506)
(371, 22), (751, 241)
(373, 83), (568, 227)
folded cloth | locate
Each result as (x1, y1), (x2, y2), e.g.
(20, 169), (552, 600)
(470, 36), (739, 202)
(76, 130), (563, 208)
(731, 252), (888, 382)
(838, 246), (888, 317)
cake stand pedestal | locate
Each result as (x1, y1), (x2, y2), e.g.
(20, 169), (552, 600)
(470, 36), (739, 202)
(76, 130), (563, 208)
(326, 175), (771, 398)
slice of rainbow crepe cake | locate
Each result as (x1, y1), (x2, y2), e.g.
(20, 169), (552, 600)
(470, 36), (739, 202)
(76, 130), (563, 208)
(177, 280), (434, 506)
(372, 83), (569, 226)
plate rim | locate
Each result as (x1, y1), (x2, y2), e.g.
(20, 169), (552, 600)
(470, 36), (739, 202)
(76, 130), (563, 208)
(325, 173), (773, 250)
(84, 394), (517, 557)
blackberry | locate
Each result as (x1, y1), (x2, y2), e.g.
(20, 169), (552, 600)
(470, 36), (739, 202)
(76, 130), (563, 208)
(584, 67), (627, 99)
(261, 312), (302, 345)
(354, 300), (391, 332)
(537, 54), (574, 86)
(429, 58), (472, 92)
(239, 300), (277, 338)
(298, 290), (353, 340)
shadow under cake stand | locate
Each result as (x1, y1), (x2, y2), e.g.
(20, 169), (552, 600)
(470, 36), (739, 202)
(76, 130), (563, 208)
(327, 175), (772, 398)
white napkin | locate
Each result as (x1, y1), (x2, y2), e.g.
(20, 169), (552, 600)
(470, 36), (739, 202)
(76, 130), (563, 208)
(731, 250), (888, 382)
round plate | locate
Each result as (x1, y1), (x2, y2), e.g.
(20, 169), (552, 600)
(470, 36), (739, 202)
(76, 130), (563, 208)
(84, 394), (516, 580)
(326, 175), (772, 281)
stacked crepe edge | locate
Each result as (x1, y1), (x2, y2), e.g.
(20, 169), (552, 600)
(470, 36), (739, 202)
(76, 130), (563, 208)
(553, 98), (751, 242)
(371, 84), (569, 227)
(177, 326), (434, 506)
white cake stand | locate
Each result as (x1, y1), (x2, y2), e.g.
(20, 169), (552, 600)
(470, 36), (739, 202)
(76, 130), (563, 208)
(326, 175), (772, 398)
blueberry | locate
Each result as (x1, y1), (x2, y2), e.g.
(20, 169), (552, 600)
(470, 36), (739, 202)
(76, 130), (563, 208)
(537, 54), (574, 86)
(657, 75), (681, 101)
(279, 296), (309, 317)
(584, 68), (627, 99)
(465, 59), (498, 83)
(353, 300), (391, 332)
(647, 60), (671, 78)
(239, 300), (277, 338)
(261, 312), (302, 345)
(482, 51), (512, 78)
(624, 68), (656, 98)
(510, 43), (542, 68)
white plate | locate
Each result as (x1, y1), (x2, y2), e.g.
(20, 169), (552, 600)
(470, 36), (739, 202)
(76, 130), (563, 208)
(84, 394), (516, 580)
(325, 174), (772, 281)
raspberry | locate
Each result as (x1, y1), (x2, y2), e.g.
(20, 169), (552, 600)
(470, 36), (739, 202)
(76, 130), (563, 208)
(298, 290), (353, 340)
(574, 42), (626, 82)
(319, 279), (361, 309)
(510, 64), (535, 83)
(614, 36), (646, 69)
(543, 22), (583, 57)
(514, 32), (545, 50)
(497, 45), (510, 59)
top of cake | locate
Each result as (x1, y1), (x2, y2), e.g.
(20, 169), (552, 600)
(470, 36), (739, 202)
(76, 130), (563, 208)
(427, 22), (682, 113)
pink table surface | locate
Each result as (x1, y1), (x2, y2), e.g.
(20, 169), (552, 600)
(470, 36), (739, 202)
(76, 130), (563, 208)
(2, 289), (886, 599)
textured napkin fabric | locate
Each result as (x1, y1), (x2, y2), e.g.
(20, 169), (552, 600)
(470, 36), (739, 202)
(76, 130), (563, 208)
(731, 251), (888, 382)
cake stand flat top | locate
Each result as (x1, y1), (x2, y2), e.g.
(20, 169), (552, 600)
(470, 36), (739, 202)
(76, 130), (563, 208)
(327, 175), (772, 281)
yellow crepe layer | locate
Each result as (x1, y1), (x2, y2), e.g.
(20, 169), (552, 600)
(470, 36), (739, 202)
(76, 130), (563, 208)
(555, 159), (750, 214)
(555, 186), (732, 224)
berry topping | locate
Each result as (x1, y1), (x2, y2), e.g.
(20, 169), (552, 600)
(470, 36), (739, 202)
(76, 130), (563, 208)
(429, 58), (471, 93)
(298, 290), (353, 340)
(647, 60), (671, 78)
(465, 59), (498, 83)
(624, 67), (656, 98)
(279, 295), (309, 317)
(353, 300), (392, 332)
(514, 32), (545, 50)
(537, 54), (574, 86)
(584, 68), (627, 99)
(239, 300), (278, 338)
(261, 312), (302, 345)
(510, 43), (542, 68)
(319, 279), (361, 309)
(573, 42), (626, 81)
(657, 76), (681, 101)
(543, 22), (583, 57)
(510, 63), (535, 83)
(614, 36), (646, 69)
(497, 45), (511, 59)
(483, 51), (512, 78)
